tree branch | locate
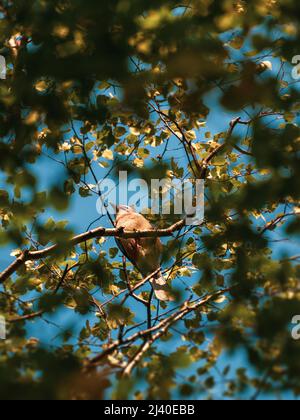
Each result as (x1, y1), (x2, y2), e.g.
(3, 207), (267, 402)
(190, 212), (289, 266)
(87, 287), (233, 369)
(0, 220), (186, 285)
(198, 117), (244, 178)
(122, 340), (151, 377)
(8, 311), (44, 324)
(260, 212), (300, 235)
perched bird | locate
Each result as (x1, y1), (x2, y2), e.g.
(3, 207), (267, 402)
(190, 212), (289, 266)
(114, 205), (173, 302)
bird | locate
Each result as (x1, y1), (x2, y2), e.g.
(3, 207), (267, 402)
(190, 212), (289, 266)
(114, 205), (173, 302)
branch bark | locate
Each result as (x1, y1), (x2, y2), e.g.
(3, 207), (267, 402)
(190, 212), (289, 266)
(8, 311), (44, 323)
(0, 220), (186, 284)
(87, 287), (233, 369)
(260, 212), (300, 235)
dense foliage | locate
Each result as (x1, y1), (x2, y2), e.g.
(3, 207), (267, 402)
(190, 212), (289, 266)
(0, 0), (300, 400)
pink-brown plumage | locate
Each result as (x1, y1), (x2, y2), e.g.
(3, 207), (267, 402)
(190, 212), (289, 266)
(115, 205), (173, 301)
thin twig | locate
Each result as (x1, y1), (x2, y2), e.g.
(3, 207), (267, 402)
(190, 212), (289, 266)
(122, 256), (148, 306)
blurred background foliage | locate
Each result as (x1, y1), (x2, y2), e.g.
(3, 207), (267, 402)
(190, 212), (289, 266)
(0, 0), (300, 400)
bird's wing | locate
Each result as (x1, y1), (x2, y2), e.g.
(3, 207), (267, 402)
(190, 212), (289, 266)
(115, 237), (140, 270)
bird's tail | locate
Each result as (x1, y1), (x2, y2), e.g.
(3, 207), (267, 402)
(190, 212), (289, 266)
(151, 272), (174, 302)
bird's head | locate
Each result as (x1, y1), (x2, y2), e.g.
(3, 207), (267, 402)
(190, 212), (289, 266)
(112, 204), (135, 215)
